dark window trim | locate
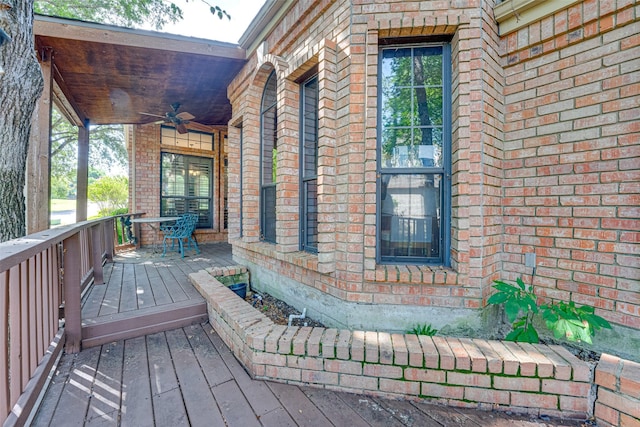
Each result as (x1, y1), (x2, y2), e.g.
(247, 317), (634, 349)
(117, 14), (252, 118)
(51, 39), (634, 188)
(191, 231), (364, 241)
(238, 124), (243, 238)
(299, 73), (319, 254)
(376, 42), (452, 266)
(160, 151), (214, 229)
(260, 70), (277, 244)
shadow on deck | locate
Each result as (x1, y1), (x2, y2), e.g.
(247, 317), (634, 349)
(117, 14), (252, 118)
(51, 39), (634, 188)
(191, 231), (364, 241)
(33, 243), (584, 426)
(80, 242), (234, 348)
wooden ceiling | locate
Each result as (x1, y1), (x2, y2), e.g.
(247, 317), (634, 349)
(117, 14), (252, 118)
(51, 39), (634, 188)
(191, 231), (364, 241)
(34, 16), (246, 127)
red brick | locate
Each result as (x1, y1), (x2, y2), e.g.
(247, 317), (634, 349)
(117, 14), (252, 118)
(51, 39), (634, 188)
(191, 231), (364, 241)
(621, 413), (640, 427)
(511, 391), (558, 409)
(542, 379), (591, 397)
(560, 395), (590, 413)
(494, 376), (540, 392)
(379, 378), (420, 396)
(404, 368), (446, 383)
(363, 364), (403, 379)
(465, 387), (510, 405)
(325, 359), (361, 376)
(595, 402), (621, 426)
(421, 383), (464, 400)
(339, 374), (378, 391)
(446, 372), (491, 388)
(621, 359), (640, 398)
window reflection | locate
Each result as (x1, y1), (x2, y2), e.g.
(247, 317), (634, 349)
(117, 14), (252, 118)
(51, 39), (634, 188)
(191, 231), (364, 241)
(380, 174), (441, 258)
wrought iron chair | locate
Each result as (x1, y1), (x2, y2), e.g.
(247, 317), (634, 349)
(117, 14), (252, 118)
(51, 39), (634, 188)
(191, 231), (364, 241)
(160, 213), (200, 258)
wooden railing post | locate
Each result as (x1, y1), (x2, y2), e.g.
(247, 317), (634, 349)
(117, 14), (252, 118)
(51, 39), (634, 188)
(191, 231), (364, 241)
(62, 233), (82, 353)
(104, 218), (114, 262)
(90, 225), (104, 285)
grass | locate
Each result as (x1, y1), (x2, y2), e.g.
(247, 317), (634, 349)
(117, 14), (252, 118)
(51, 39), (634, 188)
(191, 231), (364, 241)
(51, 198), (76, 212)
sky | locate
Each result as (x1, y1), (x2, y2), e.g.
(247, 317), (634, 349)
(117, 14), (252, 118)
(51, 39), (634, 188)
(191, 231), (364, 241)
(143, 0), (267, 43)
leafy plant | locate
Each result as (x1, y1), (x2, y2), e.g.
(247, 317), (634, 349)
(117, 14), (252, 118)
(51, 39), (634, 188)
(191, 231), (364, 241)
(542, 301), (612, 344)
(488, 278), (611, 344)
(408, 323), (438, 336)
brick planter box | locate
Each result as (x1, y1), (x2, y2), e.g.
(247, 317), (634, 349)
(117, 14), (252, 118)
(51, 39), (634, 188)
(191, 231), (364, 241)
(190, 267), (639, 424)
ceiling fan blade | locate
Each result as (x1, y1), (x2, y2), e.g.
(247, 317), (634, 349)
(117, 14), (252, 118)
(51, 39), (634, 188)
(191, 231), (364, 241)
(176, 123), (188, 134)
(176, 111), (195, 121)
(139, 112), (166, 118)
(187, 121), (214, 133)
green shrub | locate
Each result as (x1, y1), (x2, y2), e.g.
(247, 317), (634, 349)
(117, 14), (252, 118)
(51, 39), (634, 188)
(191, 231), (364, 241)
(488, 277), (611, 344)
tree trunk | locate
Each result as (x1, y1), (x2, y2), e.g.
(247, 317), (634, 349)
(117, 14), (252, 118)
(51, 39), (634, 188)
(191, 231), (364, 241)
(0, 0), (44, 242)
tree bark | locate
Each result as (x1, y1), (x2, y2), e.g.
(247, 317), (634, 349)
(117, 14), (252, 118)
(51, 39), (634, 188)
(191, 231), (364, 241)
(0, 0), (44, 242)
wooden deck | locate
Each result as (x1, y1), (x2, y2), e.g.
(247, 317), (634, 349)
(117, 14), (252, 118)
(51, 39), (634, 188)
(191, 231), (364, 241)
(33, 322), (584, 427)
(80, 243), (234, 348)
(34, 243), (585, 426)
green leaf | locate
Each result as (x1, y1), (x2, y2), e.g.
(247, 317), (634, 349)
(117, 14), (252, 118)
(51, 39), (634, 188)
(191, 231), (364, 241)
(578, 305), (595, 314)
(520, 324), (540, 343)
(588, 314), (612, 330)
(516, 277), (526, 290)
(513, 317), (526, 328)
(505, 299), (522, 323)
(523, 295), (539, 313)
(493, 283), (518, 293)
(506, 328), (525, 342)
(488, 293), (508, 305)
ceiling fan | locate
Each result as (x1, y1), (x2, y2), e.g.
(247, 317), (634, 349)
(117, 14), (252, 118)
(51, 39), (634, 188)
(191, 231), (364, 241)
(139, 102), (209, 134)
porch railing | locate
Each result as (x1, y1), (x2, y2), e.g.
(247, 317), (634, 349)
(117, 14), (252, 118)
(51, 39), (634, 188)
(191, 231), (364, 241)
(0, 214), (141, 426)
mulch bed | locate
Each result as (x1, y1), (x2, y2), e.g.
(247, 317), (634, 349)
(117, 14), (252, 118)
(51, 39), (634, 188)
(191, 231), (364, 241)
(246, 291), (325, 328)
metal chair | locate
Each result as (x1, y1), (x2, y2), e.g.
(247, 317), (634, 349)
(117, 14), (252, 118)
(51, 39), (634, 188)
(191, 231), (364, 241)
(160, 213), (200, 258)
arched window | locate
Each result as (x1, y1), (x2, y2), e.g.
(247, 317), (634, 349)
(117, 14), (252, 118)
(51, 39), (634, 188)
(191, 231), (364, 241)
(260, 71), (277, 243)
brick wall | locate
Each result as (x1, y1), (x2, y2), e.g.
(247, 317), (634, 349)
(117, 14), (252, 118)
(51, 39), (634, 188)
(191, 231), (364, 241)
(501, 0), (640, 331)
(192, 268), (598, 419)
(128, 125), (228, 245)
(594, 353), (640, 426)
(226, 0), (639, 340)
(227, 0), (504, 331)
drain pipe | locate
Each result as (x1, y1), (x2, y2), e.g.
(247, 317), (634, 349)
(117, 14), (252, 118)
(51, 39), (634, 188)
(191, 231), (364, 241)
(288, 308), (307, 326)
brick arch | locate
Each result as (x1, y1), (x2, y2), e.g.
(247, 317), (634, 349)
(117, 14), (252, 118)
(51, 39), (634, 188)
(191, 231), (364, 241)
(239, 57), (290, 244)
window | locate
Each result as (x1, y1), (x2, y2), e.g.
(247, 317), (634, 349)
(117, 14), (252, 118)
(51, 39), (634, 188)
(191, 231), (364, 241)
(239, 125), (244, 237)
(300, 75), (319, 253)
(260, 71), (277, 243)
(378, 43), (451, 264)
(161, 126), (213, 150)
(161, 152), (213, 228)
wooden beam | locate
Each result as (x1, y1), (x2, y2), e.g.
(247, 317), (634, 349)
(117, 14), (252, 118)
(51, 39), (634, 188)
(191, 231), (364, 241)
(26, 47), (53, 235)
(34, 15), (245, 60)
(51, 73), (84, 127)
(76, 124), (89, 222)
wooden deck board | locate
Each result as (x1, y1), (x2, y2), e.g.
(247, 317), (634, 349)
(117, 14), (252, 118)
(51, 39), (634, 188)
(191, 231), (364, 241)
(266, 381), (333, 427)
(302, 388), (371, 427)
(47, 346), (102, 426)
(35, 244), (585, 427)
(120, 336), (154, 427)
(146, 331), (190, 426)
(185, 323), (234, 387)
(212, 380), (262, 427)
(85, 341), (124, 425)
(337, 392), (406, 427)
(165, 328), (227, 426)
(118, 264), (138, 313)
(205, 328), (286, 417)
(371, 397), (442, 426)
(34, 322), (585, 427)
